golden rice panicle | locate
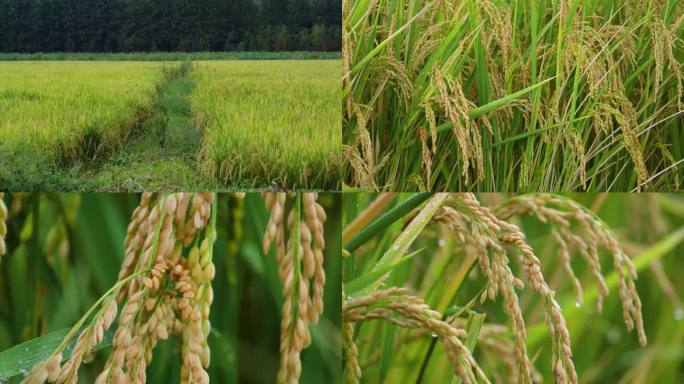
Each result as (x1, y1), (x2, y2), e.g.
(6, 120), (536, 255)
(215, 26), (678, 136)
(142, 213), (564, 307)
(342, 316), (361, 384)
(276, 205), (305, 384)
(302, 193), (326, 324)
(0, 193), (6, 259)
(22, 353), (62, 384)
(23, 193), (217, 384)
(262, 193), (327, 384)
(493, 194), (646, 345)
(343, 287), (490, 384)
(22, 297), (118, 384)
(342, 104), (389, 190)
(117, 192), (155, 300)
(176, 262), (210, 384)
(263, 192), (287, 258)
(59, 299), (119, 384)
(434, 194), (578, 384)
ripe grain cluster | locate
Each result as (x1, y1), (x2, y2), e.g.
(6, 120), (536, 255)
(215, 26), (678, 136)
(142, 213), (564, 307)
(0, 62), (161, 164)
(343, 0), (684, 191)
(191, 61), (342, 189)
(342, 193), (657, 383)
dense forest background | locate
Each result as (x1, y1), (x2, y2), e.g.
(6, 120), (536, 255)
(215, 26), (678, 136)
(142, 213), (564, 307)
(0, 0), (341, 52)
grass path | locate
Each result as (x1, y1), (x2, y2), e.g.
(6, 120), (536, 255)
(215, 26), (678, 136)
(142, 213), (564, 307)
(75, 62), (217, 191)
(0, 62), (218, 191)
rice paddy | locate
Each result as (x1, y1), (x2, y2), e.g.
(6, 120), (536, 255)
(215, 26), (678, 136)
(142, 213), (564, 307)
(0, 61), (162, 162)
(0, 59), (341, 191)
(191, 60), (342, 190)
(342, 0), (684, 192)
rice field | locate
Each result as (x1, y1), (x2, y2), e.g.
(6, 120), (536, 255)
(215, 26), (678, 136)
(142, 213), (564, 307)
(342, 0), (684, 192)
(0, 61), (162, 162)
(191, 60), (342, 190)
(0, 59), (341, 191)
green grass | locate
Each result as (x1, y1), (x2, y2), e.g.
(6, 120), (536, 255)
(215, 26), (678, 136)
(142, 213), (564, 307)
(343, 0), (684, 192)
(0, 193), (342, 383)
(0, 51), (342, 61)
(342, 193), (684, 383)
(191, 60), (342, 190)
(73, 62), (217, 191)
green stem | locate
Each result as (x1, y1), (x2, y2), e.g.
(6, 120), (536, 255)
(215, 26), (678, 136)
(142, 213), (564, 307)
(345, 193), (431, 253)
(51, 269), (150, 358)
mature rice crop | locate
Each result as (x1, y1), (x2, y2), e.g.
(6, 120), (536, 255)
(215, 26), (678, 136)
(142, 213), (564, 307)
(0, 192), (341, 384)
(0, 62), (162, 163)
(342, 0), (684, 192)
(342, 193), (684, 383)
(191, 60), (342, 190)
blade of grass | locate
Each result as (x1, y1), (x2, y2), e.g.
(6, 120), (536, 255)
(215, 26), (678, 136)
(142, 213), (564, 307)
(344, 193), (431, 253)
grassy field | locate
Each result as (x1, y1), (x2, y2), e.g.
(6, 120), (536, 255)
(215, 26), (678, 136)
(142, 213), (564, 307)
(0, 58), (341, 191)
(342, 0), (684, 192)
(191, 60), (342, 189)
(343, 193), (684, 383)
(0, 61), (161, 163)
(0, 193), (342, 383)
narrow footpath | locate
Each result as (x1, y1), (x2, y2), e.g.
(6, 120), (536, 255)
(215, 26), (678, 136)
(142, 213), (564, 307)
(76, 61), (216, 191)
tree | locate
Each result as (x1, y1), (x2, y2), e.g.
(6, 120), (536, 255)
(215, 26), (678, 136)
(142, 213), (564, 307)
(0, 0), (342, 52)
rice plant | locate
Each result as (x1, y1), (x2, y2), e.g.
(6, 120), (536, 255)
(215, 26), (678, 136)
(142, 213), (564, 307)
(191, 61), (342, 190)
(0, 62), (162, 163)
(342, 193), (684, 382)
(342, 0), (684, 192)
(0, 192), (341, 384)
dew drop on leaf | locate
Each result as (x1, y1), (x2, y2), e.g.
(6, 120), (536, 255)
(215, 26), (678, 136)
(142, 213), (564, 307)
(606, 328), (621, 344)
(438, 239), (446, 247)
(674, 308), (683, 321)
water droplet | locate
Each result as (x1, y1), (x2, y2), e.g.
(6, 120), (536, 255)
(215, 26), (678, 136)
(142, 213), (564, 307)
(575, 301), (581, 308)
(430, 332), (438, 338)
(24, 347), (28, 352)
(606, 328), (621, 344)
(674, 308), (684, 321)
(20, 368), (28, 377)
(438, 239), (446, 247)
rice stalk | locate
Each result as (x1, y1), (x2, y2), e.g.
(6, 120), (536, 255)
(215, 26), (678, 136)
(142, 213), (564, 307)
(22, 193), (217, 384)
(343, 193), (652, 382)
(262, 192), (327, 384)
(343, 0), (684, 191)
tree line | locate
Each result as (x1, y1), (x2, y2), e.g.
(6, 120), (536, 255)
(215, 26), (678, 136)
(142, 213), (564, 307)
(0, 0), (341, 52)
